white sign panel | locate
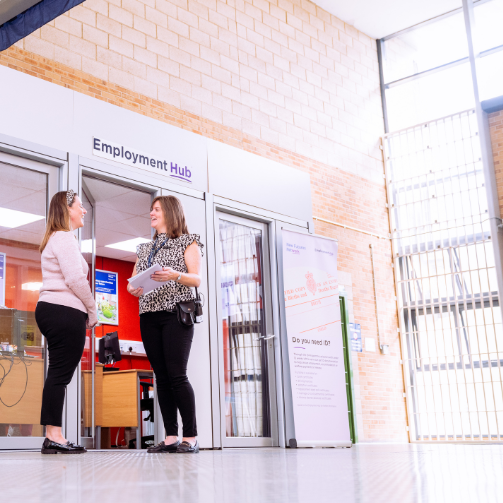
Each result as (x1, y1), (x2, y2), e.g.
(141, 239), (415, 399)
(282, 229), (351, 447)
(92, 137), (193, 184)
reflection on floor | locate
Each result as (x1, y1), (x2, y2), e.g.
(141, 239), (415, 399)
(2, 444), (503, 503)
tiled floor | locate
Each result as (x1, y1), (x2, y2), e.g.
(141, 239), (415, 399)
(1, 443), (503, 503)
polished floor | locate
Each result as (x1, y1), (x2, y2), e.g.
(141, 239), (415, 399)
(1, 443), (502, 503)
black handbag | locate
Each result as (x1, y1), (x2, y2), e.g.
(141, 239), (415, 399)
(175, 288), (203, 326)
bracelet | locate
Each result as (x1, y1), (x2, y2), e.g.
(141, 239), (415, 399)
(176, 273), (182, 282)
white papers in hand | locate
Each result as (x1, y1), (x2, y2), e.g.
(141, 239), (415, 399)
(128, 264), (168, 295)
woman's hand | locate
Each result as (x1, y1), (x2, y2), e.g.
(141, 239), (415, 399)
(151, 267), (180, 282)
(127, 283), (144, 297)
(87, 311), (98, 329)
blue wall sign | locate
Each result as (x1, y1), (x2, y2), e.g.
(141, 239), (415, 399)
(95, 269), (119, 325)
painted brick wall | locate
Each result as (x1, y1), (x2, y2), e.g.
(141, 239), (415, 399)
(0, 0), (408, 442)
(8, 0), (383, 183)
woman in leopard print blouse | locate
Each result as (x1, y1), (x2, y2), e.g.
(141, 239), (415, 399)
(127, 195), (203, 454)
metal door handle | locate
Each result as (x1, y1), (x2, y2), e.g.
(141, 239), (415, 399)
(255, 334), (276, 341)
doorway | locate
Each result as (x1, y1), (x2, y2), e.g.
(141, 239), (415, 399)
(78, 175), (154, 449)
(0, 152), (59, 450)
(215, 212), (279, 447)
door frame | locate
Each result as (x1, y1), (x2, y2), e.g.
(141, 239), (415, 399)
(74, 162), (162, 448)
(214, 210), (278, 447)
(0, 144), (67, 450)
(209, 199), (309, 449)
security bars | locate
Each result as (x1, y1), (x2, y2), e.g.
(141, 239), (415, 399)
(383, 109), (503, 441)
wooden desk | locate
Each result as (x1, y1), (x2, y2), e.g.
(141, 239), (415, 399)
(102, 369), (153, 428)
(82, 365), (103, 428)
(83, 368), (153, 449)
(0, 356), (43, 430)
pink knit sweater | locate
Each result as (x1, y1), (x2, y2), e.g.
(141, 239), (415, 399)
(38, 231), (97, 325)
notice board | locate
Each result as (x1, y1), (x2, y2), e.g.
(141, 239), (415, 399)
(95, 269), (119, 325)
(282, 229), (351, 448)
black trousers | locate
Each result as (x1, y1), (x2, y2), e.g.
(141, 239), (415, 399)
(35, 302), (87, 427)
(140, 311), (197, 437)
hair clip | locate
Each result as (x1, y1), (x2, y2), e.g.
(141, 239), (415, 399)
(66, 189), (76, 206)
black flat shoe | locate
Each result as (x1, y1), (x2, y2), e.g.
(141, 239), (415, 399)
(147, 440), (180, 453)
(41, 438), (87, 454)
(176, 440), (199, 454)
(67, 441), (86, 451)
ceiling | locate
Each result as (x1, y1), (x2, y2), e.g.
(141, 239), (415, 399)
(82, 177), (152, 263)
(0, 162), (47, 248)
(311, 0), (463, 39)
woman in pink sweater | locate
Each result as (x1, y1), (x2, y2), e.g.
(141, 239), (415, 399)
(35, 189), (98, 455)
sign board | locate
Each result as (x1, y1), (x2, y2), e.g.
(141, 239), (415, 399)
(349, 323), (362, 352)
(92, 137), (193, 184)
(282, 229), (351, 448)
(95, 269), (119, 325)
(0, 252), (5, 306)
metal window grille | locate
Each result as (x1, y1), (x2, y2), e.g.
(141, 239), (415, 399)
(383, 109), (503, 441)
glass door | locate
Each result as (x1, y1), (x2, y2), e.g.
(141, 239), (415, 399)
(76, 173), (154, 449)
(80, 182), (96, 447)
(0, 153), (59, 449)
(216, 212), (278, 447)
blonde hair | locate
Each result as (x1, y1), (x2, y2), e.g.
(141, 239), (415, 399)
(39, 191), (76, 252)
(151, 195), (189, 239)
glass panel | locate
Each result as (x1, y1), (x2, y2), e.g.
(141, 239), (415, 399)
(385, 63), (474, 131)
(473, 0), (503, 53)
(382, 9), (467, 84)
(80, 188), (94, 438)
(476, 50), (503, 101)
(81, 176), (152, 449)
(386, 110), (503, 441)
(0, 163), (47, 438)
(219, 219), (271, 438)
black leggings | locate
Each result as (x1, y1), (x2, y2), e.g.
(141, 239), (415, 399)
(140, 311), (197, 437)
(35, 302), (87, 427)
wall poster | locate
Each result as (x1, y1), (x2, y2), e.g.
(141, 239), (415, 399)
(349, 323), (362, 353)
(282, 229), (351, 448)
(95, 269), (119, 325)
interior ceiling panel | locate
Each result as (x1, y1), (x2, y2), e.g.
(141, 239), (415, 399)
(310, 0), (463, 39)
(83, 176), (152, 263)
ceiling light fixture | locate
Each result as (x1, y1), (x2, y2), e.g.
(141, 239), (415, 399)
(0, 207), (45, 228)
(22, 282), (43, 291)
(105, 237), (151, 253)
(81, 239), (94, 254)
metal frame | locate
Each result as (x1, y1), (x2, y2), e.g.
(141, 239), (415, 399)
(0, 140), (67, 450)
(75, 162), (161, 449)
(378, 0), (503, 444)
(383, 108), (503, 442)
(213, 209), (278, 448)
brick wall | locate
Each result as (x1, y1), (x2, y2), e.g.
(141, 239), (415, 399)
(7, 0), (384, 183)
(0, 0), (408, 441)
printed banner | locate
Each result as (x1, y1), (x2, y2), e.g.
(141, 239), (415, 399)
(0, 252), (5, 307)
(282, 229), (351, 446)
(95, 270), (119, 325)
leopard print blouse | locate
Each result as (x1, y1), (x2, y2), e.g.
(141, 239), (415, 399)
(136, 233), (204, 315)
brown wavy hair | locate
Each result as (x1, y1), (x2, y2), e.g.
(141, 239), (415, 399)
(151, 195), (189, 239)
(39, 191), (76, 252)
